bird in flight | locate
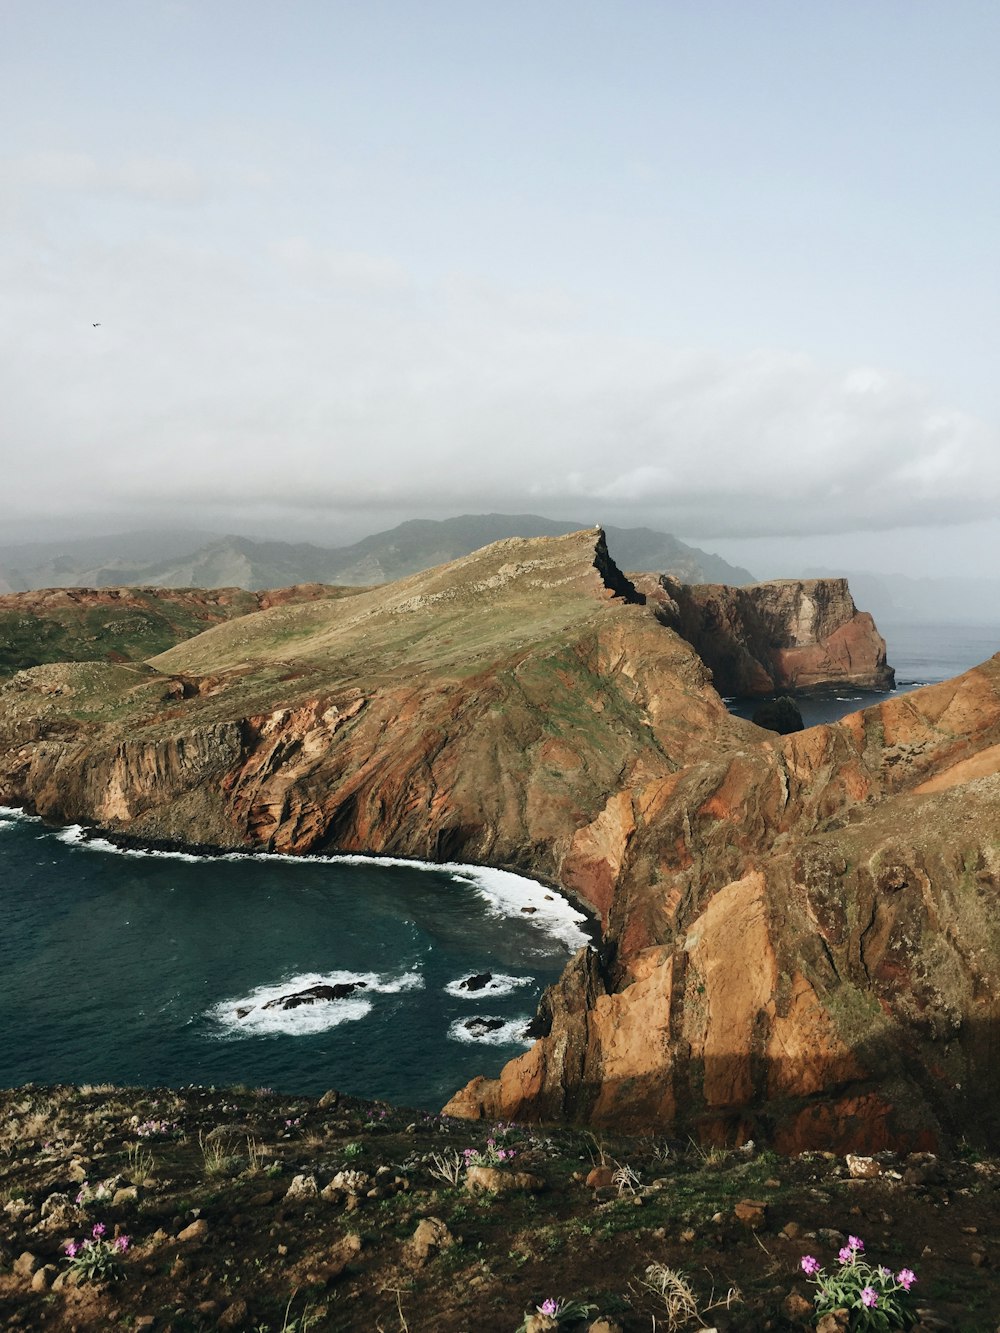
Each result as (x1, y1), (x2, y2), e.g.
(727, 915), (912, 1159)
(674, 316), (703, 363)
(92, 322), (101, 327)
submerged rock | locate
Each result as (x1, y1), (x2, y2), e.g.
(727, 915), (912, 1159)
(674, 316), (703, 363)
(261, 982), (367, 1011)
(459, 972), (493, 991)
(463, 1017), (505, 1037)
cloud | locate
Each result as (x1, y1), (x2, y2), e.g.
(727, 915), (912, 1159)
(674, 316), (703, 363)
(13, 151), (207, 204)
(273, 238), (411, 294)
(1, 226), (998, 542)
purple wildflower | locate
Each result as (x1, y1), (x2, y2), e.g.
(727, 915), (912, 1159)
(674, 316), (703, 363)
(897, 1268), (916, 1291)
(838, 1246), (854, 1264)
(860, 1286), (878, 1308)
(91, 1223), (106, 1238)
(538, 1298), (559, 1315)
(800, 1255), (821, 1276)
(64, 1241), (79, 1259)
(114, 1235), (130, 1253)
(848, 1235), (865, 1253)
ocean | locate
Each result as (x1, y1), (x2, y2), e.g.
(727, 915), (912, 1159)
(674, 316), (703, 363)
(0, 815), (588, 1109)
(0, 618), (996, 1107)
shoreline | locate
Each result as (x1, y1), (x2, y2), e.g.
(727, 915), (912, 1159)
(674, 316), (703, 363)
(0, 801), (599, 951)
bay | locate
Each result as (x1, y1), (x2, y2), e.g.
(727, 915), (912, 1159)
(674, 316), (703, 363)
(0, 813), (588, 1109)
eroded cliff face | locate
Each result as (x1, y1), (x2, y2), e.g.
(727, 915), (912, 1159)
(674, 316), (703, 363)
(637, 574), (894, 696)
(2, 530), (998, 1153)
(445, 656), (1000, 1150)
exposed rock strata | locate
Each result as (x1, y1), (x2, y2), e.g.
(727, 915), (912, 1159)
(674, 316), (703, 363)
(445, 657), (1000, 1151)
(1, 529), (998, 1152)
(636, 574), (894, 695)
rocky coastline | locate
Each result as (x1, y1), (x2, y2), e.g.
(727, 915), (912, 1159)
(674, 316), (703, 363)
(1, 530), (998, 1161)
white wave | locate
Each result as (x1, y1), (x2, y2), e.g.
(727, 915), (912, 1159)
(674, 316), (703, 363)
(447, 1015), (535, 1047)
(209, 968), (423, 1037)
(37, 818), (592, 951)
(0, 805), (41, 822)
(332, 854), (591, 952)
(56, 826), (205, 862)
(445, 972), (535, 1000)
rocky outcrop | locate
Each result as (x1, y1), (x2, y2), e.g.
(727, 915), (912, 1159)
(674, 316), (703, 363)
(445, 655), (1000, 1151)
(637, 574), (894, 695)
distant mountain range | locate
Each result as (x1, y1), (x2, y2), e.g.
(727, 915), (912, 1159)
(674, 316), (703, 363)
(0, 514), (755, 592)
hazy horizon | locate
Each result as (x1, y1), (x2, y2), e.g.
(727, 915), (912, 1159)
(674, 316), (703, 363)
(3, 2), (1000, 583)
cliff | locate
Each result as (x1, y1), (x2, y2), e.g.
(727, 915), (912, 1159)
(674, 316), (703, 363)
(446, 656), (1000, 1151)
(2, 531), (999, 1154)
(637, 574), (894, 695)
(0, 530), (750, 878)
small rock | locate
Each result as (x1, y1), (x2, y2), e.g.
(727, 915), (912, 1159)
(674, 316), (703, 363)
(303, 1231), (361, 1285)
(112, 1186), (139, 1207)
(465, 1166), (545, 1194)
(846, 1154), (881, 1179)
(40, 1192), (72, 1218)
(816, 1312), (850, 1333)
(781, 1222), (802, 1240)
(734, 1199), (768, 1228)
(177, 1218), (209, 1244)
(782, 1290), (813, 1321)
(248, 1189), (276, 1207)
(585, 1166), (615, 1189)
(523, 1317), (558, 1333)
(589, 1321), (624, 1333)
(217, 1298), (248, 1330)
(13, 1252), (40, 1279)
(405, 1217), (454, 1267)
(317, 1089), (340, 1110)
(284, 1173), (319, 1202)
(679, 1227), (696, 1243)
(30, 1265), (57, 1294)
(134, 1319), (156, 1331)
(328, 1169), (371, 1193)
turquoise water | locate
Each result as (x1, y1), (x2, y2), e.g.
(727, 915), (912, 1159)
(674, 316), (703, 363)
(0, 813), (588, 1109)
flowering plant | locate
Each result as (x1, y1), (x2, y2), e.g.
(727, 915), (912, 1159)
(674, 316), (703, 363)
(516, 1296), (597, 1329)
(63, 1223), (130, 1282)
(800, 1236), (917, 1329)
(133, 1118), (178, 1139)
(75, 1179), (113, 1207)
(463, 1137), (516, 1167)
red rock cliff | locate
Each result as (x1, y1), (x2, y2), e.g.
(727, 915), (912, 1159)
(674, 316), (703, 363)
(637, 574), (894, 695)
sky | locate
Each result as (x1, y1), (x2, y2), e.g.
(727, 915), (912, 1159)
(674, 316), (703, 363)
(2, 0), (999, 578)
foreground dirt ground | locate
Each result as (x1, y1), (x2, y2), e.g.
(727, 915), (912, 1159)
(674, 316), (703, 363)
(1, 1085), (998, 1331)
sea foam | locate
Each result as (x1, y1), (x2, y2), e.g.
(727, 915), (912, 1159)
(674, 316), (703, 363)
(46, 816), (591, 952)
(447, 1015), (534, 1048)
(209, 969), (423, 1038)
(445, 973), (535, 1000)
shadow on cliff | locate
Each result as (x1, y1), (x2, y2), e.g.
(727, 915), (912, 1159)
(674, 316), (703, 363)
(496, 1012), (1000, 1154)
